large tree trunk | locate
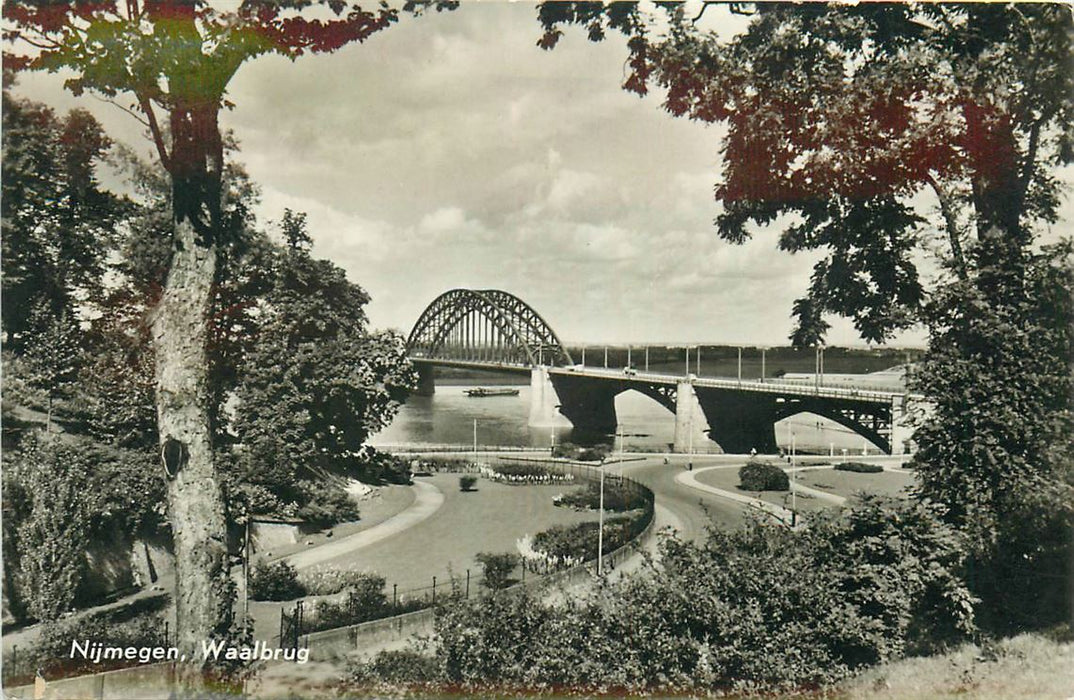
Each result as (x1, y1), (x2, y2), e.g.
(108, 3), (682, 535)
(151, 217), (231, 661)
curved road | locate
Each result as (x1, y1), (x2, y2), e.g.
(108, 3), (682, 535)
(616, 455), (751, 542)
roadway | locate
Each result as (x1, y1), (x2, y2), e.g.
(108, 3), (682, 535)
(614, 454), (752, 542)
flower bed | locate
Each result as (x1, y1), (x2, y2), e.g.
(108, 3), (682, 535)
(479, 463), (575, 485)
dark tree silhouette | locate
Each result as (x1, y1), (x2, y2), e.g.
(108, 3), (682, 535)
(4, 0), (454, 672)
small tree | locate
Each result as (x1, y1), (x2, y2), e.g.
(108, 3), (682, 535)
(475, 552), (518, 590)
(249, 560), (304, 602)
(10, 435), (94, 622)
(4, 1), (455, 664)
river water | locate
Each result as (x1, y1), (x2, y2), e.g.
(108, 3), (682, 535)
(370, 384), (883, 455)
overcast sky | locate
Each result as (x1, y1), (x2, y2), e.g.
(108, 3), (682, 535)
(12, 3), (1072, 347)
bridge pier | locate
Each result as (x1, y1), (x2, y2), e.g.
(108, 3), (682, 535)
(890, 396), (915, 455)
(673, 382), (712, 454)
(529, 367), (564, 427)
(414, 364), (436, 396)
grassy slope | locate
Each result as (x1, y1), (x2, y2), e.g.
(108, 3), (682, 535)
(837, 632), (1074, 700)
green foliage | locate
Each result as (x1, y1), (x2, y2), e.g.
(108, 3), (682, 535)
(552, 442), (612, 461)
(356, 451), (412, 485)
(7, 435), (93, 622)
(531, 515), (639, 565)
(292, 480), (360, 527)
(539, 4), (1072, 345)
(365, 649), (443, 684)
(430, 497), (974, 694)
(490, 463), (553, 478)
(912, 245), (1074, 632)
(5, 608), (166, 683)
(459, 475), (478, 492)
(249, 560), (304, 602)
(2, 432), (166, 623)
(738, 459), (790, 491)
(226, 221), (415, 514)
(474, 552), (518, 590)
(303, 573), (415, 634)
(835, 461), (884, 474)
(299, 567), (378, 597)
(1, 91), (125, 354)
(554, 480), (648, 512)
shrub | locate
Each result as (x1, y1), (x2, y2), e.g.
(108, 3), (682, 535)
(301, 572), (428, 633)
(367, 649), (442, 683)
(554, 481), (648, 512)
(552, 442), (610, 461)
(491, 463), (551, 478)
(475, 552), (518, 590)
(429, 496), (975, 693)
(738, 459), (790, 491)
(835, 461), (884, 473)
(293, 479), (360, 526)
(299, 566), (373, 596)
(4, 607), (166, 683)
(356, 451), (412, 484)
(249, 560), (304, 601)
(459, 475), (478, 491)
(529, 515), (641, 566)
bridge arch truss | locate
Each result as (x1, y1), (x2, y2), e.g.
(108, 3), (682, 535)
(407, 289), (574, 367)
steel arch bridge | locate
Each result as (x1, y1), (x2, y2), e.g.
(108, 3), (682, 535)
(407, 289), (574, 367)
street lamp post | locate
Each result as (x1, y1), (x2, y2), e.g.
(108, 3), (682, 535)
(472, 418), (478, 466)
(597, 455), (606, 576)
(791, 432), (797, 520)
(761, 347), (766, 381)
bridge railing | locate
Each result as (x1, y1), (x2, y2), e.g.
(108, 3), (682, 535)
(549, 366), (904, 402)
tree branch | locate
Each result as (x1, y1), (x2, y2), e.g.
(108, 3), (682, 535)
(136, 93), (171, 173)
(91, 95), (150, 129)
(925, 173), (969, 281)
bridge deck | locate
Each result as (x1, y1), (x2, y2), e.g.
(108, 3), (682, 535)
(410, 358), (907, 402)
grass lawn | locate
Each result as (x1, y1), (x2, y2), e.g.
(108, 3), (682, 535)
(797, 467), (915, 501)
(693, 466), (832, 514)
(308, 472), (598, 595)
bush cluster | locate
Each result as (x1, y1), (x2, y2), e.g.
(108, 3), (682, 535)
(738, 459), (790, 491)
(835, 461), (884, 473)
(475, 552), (519, 590)
(552, 442), (611, 462)
(299, 566), (379, 597)
(249, 560), (304, 601)
(528, 515), (643, 570)
(292, 479), (361, 526)
(303, 573), (427, 633)
(417, 496), (975, 695)
(553, 481), (648, 512)
(4, 600), (167, 683)
(355, 451), (412, 484)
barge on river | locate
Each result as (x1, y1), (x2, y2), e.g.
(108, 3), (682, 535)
(465, 387), (521, 397)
